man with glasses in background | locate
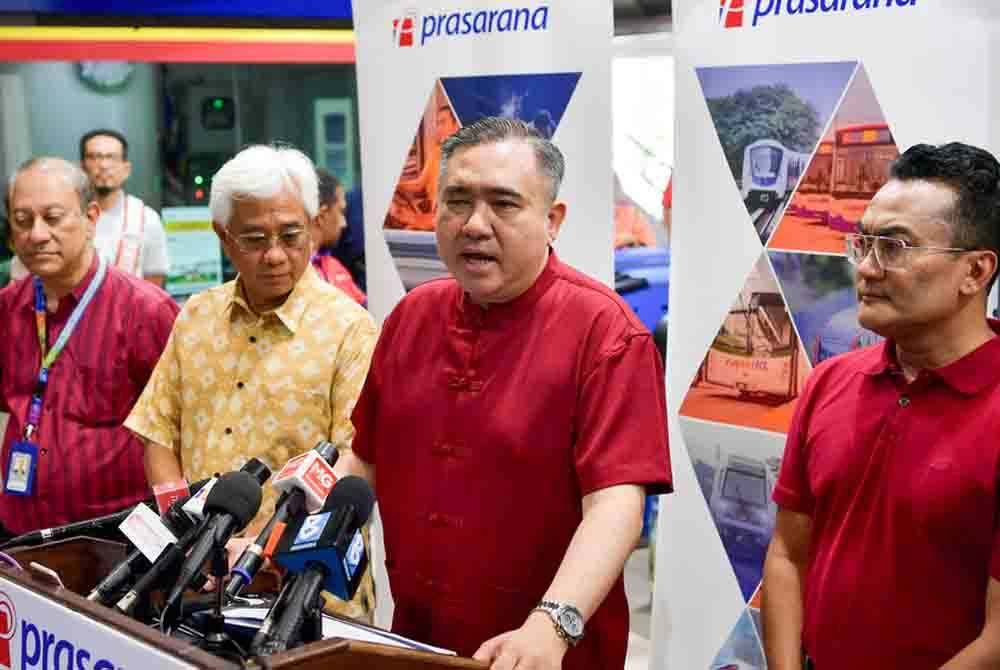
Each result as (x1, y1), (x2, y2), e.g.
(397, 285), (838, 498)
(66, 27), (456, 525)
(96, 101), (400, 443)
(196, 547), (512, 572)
(125, 145), (379, 621)
(0, 157), (178, 536)
(763, 142), (1000, 670)
(13, 130), (173, 287)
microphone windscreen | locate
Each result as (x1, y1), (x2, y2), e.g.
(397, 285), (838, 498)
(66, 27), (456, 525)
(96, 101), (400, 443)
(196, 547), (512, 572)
(321, 476), (375, 525)
(241, 457), (272, 486)
(205, 471), (263, 530)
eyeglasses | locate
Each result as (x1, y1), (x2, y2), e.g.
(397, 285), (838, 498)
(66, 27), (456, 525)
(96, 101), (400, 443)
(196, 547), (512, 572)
(227, 227), (309, 254)
(844, 233), (972, 270)
(83, 152), (124, 164)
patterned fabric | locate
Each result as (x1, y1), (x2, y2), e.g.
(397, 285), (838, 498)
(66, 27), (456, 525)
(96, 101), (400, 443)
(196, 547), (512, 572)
(0, 255), (179, 533)
(125, 265), (378, 619)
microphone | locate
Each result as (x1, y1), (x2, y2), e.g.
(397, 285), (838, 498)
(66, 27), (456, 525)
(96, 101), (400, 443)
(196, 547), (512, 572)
(226, 441), (340, 599)
(161, 469), (265, 624)
(86, 478), (212, 605)
(256, 476), (375, 654)
(0, 500), (156, 550)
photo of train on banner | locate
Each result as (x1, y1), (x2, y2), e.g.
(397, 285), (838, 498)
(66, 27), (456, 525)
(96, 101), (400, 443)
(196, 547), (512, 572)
(741, 139), (807, 242)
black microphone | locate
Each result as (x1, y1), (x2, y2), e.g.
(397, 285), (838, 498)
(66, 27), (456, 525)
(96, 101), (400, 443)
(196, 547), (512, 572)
(0, 500), (156, 550)
(256, 476), (375, 654)
(225, 441), (340, 600)
(86, 479), (212, 605)
(161, 470), (264, 624)
(114, 514), (212, 616)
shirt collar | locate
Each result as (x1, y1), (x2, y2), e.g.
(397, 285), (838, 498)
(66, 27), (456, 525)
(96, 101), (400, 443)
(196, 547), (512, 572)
(226, 265), (322, 334)
(458, 249), (560, 327)
(23, 252), (100, 313)
(863, 319), (1000, 395)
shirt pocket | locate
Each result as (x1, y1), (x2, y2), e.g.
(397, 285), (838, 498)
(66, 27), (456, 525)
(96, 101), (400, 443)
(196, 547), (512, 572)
(63, 360), (132, 426)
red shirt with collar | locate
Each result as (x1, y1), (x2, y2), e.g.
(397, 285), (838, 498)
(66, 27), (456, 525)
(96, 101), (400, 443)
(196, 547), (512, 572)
(0, 255), (179, 534)
(774, 323), (1000, 669)
(352, 251), (671, 666)
(312, 253), (366, 307)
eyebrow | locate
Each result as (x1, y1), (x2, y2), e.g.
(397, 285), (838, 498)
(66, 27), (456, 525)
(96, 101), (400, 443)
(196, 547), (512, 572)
(441, 185), (524, 200)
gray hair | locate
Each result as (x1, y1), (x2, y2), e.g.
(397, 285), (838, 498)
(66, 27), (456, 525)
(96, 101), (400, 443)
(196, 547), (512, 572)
(439, 117), (565, 204)
(209, 144), (319, 228)
(10, 157), (95, 211)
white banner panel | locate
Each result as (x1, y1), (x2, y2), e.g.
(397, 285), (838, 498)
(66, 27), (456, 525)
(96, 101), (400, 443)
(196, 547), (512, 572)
(656, 1), (994, 668)
(353, 0), (613, 324)
(0, 577), (193, 670)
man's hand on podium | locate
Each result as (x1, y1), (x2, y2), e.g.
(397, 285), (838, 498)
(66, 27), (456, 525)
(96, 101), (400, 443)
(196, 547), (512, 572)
(472, 610), (567, 670)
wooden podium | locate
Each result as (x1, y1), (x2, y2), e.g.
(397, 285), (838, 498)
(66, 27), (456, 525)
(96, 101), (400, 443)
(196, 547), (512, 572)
(2, 537), (486, 669)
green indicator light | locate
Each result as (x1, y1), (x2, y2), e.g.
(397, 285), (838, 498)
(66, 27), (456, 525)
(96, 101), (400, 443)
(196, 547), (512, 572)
(213, 99), (224, 110)
(194, 175), (204, 185)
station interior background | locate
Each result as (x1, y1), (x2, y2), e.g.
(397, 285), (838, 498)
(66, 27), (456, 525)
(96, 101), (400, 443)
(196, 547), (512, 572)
(0, 2), (674, 666)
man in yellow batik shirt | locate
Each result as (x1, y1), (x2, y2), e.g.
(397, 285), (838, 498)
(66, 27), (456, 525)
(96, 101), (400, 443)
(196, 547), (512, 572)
(125, 145), (378, 620)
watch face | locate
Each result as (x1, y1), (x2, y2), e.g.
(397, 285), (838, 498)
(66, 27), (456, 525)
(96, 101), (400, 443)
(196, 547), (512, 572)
(558, 608), (584, 638)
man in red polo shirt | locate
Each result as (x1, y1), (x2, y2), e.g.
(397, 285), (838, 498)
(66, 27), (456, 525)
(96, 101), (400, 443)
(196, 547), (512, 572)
(0, 157), (177, 535)
(763, 142), (1000, 669)
(338, 117), (671, 669)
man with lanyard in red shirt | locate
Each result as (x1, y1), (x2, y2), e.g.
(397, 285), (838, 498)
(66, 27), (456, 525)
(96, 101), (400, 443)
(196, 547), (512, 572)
(337, 117), (672, 669)
(0, 157), (177, 536)
(763, 142), (1000, 669)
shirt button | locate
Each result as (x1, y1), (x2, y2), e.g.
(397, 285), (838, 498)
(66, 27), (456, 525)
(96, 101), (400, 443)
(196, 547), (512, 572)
(898, 396), (910, 407)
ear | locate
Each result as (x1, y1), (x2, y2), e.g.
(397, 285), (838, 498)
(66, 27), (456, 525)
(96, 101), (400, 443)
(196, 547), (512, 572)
(84, 201), (100, 240)
(212, 220), (229, 248)
(121, 159), (133, 181)
(546, 200), (567, 244)
(962, 250), (998, 296)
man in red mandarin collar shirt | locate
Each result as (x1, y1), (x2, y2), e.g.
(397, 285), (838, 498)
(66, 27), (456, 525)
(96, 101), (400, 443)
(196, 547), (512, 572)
(338, 117), (672, 669)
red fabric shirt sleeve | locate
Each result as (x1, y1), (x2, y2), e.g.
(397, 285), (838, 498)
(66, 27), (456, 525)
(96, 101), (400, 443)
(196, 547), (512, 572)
(574, 330), (672, 496)
(352, 303), (401, 466)
(773, 370), (819, 514)
(127, 290), (180, 390)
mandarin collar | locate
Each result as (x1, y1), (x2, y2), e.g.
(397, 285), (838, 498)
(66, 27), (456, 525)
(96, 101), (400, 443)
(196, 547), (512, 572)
(227, 265), (322, 334)
(862, 319), (1000, 395)
(458, 249), (560, 327)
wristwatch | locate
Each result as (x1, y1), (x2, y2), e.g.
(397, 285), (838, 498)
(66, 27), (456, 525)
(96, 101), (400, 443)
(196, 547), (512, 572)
(532, 600), (585, 647)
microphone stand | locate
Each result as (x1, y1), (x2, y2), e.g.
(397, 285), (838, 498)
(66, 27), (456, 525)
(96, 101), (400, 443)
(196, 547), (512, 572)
(196, 538), (246, 663)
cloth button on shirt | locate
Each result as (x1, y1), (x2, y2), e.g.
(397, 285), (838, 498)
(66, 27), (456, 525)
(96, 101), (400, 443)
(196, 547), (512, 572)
(125, 265), (378, 620)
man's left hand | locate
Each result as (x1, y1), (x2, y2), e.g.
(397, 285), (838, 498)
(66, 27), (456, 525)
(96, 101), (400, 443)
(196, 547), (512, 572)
(472, 611), (568, 670)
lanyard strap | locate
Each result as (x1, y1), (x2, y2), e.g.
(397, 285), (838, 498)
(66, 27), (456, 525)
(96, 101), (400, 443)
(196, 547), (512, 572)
(25, 256), (107, 439)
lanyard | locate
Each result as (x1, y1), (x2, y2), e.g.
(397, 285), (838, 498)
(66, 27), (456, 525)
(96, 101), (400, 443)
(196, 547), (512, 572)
(24, 256), (107, 440)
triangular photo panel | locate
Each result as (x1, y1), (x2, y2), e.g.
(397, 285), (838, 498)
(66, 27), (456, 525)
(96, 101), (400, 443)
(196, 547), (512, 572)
(769, 64), (902, 254)
(381, 73), (581, 291)
(681, 417), (784, 603)
(769, 250), (883, 368)
(696, 61), (856, 244)
(679, 253), (811, 435)
(709, 608), (766, 670)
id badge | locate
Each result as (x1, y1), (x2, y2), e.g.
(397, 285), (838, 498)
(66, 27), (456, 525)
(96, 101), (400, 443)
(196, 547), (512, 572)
(5, 441), (38, 496)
